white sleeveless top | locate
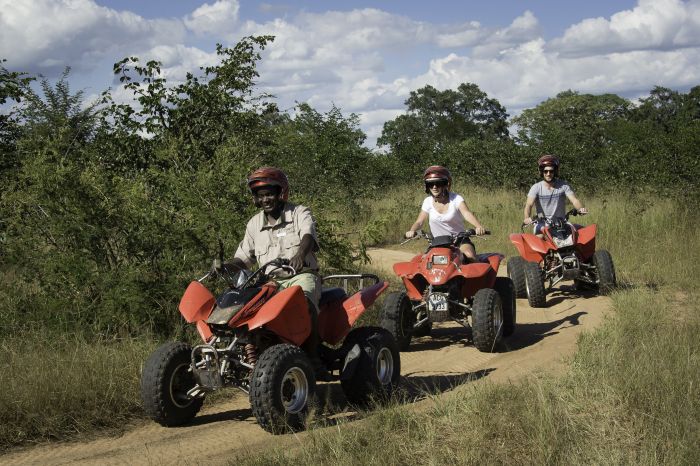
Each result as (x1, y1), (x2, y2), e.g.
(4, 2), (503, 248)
(421, 192), (466, 236)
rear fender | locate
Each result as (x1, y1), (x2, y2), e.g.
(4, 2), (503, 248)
(319, 281), (389, 345)
(245, 285), (311, 346)
(576, 224), (597, 261)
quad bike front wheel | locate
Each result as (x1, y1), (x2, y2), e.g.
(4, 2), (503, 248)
(141, 341), (204, 427)
(381, 291), (415, 351)
(250, 344), (316, 434)
(507, 256), (527, 298)
(523, 261), (547, 308)
(472, 288), (504, 352)
(494, 277), (516, 337)
(592, 249), (616, 294)
(341, 327), (401, 407)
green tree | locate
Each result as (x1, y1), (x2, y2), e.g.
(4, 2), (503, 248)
(512, 90), (631, 186)
(379, 83), (509, 177)
(0, 60), (34, 179)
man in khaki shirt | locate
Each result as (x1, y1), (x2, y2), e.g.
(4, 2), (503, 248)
(224, 167), (328, 379)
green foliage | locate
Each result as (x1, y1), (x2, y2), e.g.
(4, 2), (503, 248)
(0, 60), (34, 179)
(378, 83), (509, 179)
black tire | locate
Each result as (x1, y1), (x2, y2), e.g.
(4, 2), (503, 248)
(249, 344), (316, 434)
(381, 291), (415, 351)
(507, 256), (527, 298)
(494, 277), (516, 337)
(141, 341), (203, 427)
(472, 288), (503, 353)
(592, 250), (616, 294)
(341, 327), (401, 407)
(523, 261), (547, 308)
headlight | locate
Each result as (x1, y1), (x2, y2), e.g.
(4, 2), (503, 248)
(432, 255), (449, 265)
(553, 235), (574, 247)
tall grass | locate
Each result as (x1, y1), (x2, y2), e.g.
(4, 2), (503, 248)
(0, 332), (157, 451)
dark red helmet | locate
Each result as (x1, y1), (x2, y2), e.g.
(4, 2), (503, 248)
(247, 167), (289, 201)
(538, 155), (560, 175)
(423, 165), (452, 193)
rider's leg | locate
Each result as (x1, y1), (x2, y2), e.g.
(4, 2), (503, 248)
(459, 242), (477, 263)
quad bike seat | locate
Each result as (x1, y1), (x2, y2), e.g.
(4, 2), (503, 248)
(319, 287), (347, 307)
(476, 253), (500, 263)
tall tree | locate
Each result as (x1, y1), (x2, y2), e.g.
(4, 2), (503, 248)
(378, 83), (509, 176)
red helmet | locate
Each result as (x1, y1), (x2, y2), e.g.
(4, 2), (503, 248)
(247, 167), (289, 201)
(538, 155), (560, 175)
(423, 166), (452, 194)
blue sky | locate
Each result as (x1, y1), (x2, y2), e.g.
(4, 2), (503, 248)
(2, 0), (699, 147)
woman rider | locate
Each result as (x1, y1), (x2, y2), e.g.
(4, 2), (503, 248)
(405, 166), (487, 262)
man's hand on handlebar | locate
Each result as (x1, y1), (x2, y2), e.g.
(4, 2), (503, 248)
(578, 207), (588, 215)
(288, 254), (304, 273)
(405, 230), (417, 239)
(474, 226), (487, 236)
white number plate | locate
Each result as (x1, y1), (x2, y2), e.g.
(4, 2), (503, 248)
(428, 293), (448, 312)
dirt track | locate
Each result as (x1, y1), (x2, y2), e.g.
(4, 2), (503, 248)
(3, 248), (610, 465)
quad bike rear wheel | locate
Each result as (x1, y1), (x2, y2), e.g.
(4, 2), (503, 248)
(341, 327), (401, 407)
(494, 277), (516, 337)
(472, 288), (503, 352)
(523, 261), (547, 308)
(507, 256), (527, 298)
(592, 249), (616, 294)
(381, 291), (415, 351)
(250, 344), (316, 434)
(141, 341), (204, 427)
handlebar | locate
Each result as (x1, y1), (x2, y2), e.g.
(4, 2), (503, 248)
(401, 229), (490, 246)
(202, 257), (298, 289)
(521, 209), (587, 230)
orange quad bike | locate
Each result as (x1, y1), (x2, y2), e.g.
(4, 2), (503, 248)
(507, 208), (616, 308)
(381, 230), (516, 352)
(140, 258), (400, 434)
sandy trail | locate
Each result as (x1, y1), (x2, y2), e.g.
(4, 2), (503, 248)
(3, 248), (610, 465)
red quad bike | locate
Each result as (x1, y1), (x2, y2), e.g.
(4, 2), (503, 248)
(140, 259), (400, 434)
(381, 230), (516, 352)
(507, 208), (616, 308)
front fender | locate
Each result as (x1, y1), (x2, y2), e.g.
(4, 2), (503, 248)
(510, 233), (548, 263)
(245, 286), (311, 346)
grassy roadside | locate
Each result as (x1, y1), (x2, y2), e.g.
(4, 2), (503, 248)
(0, 333), (156, 450)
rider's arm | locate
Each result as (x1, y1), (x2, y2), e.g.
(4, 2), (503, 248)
(457, 201), (485, 235)
(566, 192), (586, 212)
(289, 234), (315, 272)
(523, 196), (536, 223)
(407, 211), (428, 237)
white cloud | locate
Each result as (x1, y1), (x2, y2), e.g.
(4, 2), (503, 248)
(4, 0), (700, 149)
(550, 0), (700, 57)
(0, 0), (185, 75)
(184, 0), (240, 36)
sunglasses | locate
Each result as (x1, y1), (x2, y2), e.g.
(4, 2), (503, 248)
(543, 169), (555, 174)
(426, 180), (447, 188)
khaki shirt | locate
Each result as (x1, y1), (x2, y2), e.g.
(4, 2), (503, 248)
(234, 203), (319, 277)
